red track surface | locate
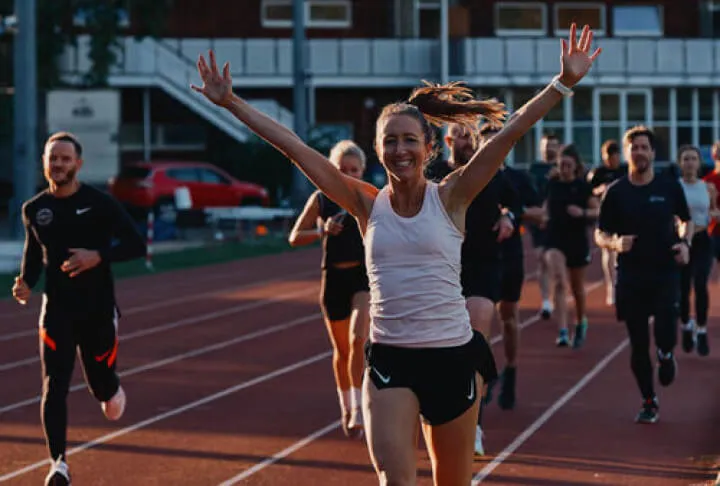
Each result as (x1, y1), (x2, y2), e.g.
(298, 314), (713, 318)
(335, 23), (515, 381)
(0, 244), (717, 485)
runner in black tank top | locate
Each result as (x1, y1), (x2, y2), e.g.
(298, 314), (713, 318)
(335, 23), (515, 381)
(544, 144), (599, 349)
(288, 140), (370, 438)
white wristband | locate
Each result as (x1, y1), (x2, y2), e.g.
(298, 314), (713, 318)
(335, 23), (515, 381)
(551, 76), (574, 97)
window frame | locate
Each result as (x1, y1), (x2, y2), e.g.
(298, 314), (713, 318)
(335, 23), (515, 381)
(261, 0), (353, 29)
(612, 4), (664, 37)
(494, 1), (548, 37)
(553, 2), (606, 37)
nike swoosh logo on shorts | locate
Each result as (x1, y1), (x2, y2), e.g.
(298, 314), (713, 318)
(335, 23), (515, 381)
(467, 377), (475, 401)
(372, 367), (391, 384)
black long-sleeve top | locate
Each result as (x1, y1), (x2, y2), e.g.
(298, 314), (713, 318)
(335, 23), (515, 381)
(21, 184), (146, 308)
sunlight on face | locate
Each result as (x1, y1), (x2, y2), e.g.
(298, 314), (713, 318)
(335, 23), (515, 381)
(43, 141), (81, 187)
(334, 154), (365, 180)
(625, 135), (654, 174)
(376, 114), (430, 182)
(558, 154), (577, 181)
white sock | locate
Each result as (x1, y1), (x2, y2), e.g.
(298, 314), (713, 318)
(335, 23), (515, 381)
(542, 299), (552, 311)
(337, 388), (350, 414)
(696, 326), (707, 334)
(683, 320), (695, 331)
(350, 387), (362, 411)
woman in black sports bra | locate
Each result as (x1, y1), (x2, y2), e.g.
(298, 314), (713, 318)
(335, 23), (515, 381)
(288, 140), (370, 438)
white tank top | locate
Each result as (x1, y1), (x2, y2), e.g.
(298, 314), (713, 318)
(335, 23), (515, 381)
(363, 182), (473, 348)
(679, 179), (710, 227)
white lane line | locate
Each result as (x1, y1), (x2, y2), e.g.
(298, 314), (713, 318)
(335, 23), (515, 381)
(471, 338), (630, 484)
(0, 351), (333, 482)
(0, 313), (321, 414)
(213, 279), (604, 484)
(0, 286), (318, 372)
(218, 421), (343, 486)
(0, 269), (318, 341)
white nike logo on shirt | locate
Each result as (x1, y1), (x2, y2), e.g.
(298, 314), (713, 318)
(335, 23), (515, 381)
(76, 207), (91, 215)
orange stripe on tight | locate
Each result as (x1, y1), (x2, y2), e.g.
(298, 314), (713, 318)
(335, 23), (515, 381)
(40, 328), (56, 351)
(107, 337), (119, 368)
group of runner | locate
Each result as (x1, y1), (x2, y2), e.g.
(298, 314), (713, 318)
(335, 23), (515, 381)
(10, 22), (715, 486)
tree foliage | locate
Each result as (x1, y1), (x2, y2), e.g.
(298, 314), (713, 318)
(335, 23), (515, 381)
(0, 0), (174, 89)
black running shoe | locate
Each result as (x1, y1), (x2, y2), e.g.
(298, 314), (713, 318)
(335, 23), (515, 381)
(657, 350), (677, 387)
(681, 325), (695, 353)
(635, 396), (659, 424)
(498, 366), (516, 410)
(696, 331), (709, 357)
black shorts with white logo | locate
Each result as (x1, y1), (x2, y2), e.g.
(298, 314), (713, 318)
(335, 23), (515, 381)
(365, 330), (498, 426)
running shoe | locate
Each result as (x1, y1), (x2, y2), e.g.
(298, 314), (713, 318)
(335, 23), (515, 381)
(474, 425), (485, 456)
(498, 366), (516, 410)
(696, 329), (710, 357)
(45, 458), (71, 486)
(681, 320), (695, 353)
(102, 385), (126, 421)
(635, 396), (659, 424)
(556, 328), (570, 347)
(657, 350), (677, 387)
(572, 319), (588, 349)
(540, 300), (553, 320)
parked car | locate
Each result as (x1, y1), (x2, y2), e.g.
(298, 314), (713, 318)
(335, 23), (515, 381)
(108, 161), (270, 221)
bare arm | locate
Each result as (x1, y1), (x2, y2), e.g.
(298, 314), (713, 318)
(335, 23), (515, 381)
(445, 24), (601, 208)
(594, 229), (618, 251)
(584, 196), (600, 219)
(191, 52), (378, 224)
(288, 192), (324, 247)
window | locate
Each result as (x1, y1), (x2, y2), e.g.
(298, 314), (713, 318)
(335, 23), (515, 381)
(418, 0), (440, 38)
(495, 2), (547, 36)
(261, 0), (352, 29)
(613, 5), (663, 36)
(73, 4), (130, 28)
(199, 169), (229, 185)
(554, 3), (605, 36)
(708, 1), (720, 37)
(166, 168), (199, 183)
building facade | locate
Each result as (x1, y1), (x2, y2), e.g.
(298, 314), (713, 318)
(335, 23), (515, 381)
(58, 0), (720, 172)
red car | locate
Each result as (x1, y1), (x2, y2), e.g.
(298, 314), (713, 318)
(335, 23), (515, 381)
(109, 161), (270, 217)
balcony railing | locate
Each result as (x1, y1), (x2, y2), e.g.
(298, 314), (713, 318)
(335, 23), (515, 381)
(60, 36), (720, 87)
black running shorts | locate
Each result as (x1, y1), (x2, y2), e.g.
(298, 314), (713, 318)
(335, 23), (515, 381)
(460, 259), (502, 303)
(365, 330), (498, 426)
(500, 257), (525, 303)
(320, 265), (369, 321)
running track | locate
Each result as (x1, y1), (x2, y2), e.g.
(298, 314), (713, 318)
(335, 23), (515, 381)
(0, 243), (717, 485)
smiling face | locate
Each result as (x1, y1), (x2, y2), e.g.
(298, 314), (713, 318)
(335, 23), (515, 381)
(375, 114), (432, 183)
(43, 140), (82, 187)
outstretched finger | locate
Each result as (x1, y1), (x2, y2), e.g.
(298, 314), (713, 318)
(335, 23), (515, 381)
(568, 23), (577, 53)
(581, 30), (593, 52)
(578, 24), (589, 50)
(197, 55), (209, 77)
(190, 84), (203, 93)
(223, 62), (230, 81)
(208, 50), (219, 75)
(589, 47), (602, 61)
(560, 38), (568, 57)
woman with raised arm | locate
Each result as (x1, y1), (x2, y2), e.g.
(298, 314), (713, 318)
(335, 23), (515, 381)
(191, 23), (600, 486)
